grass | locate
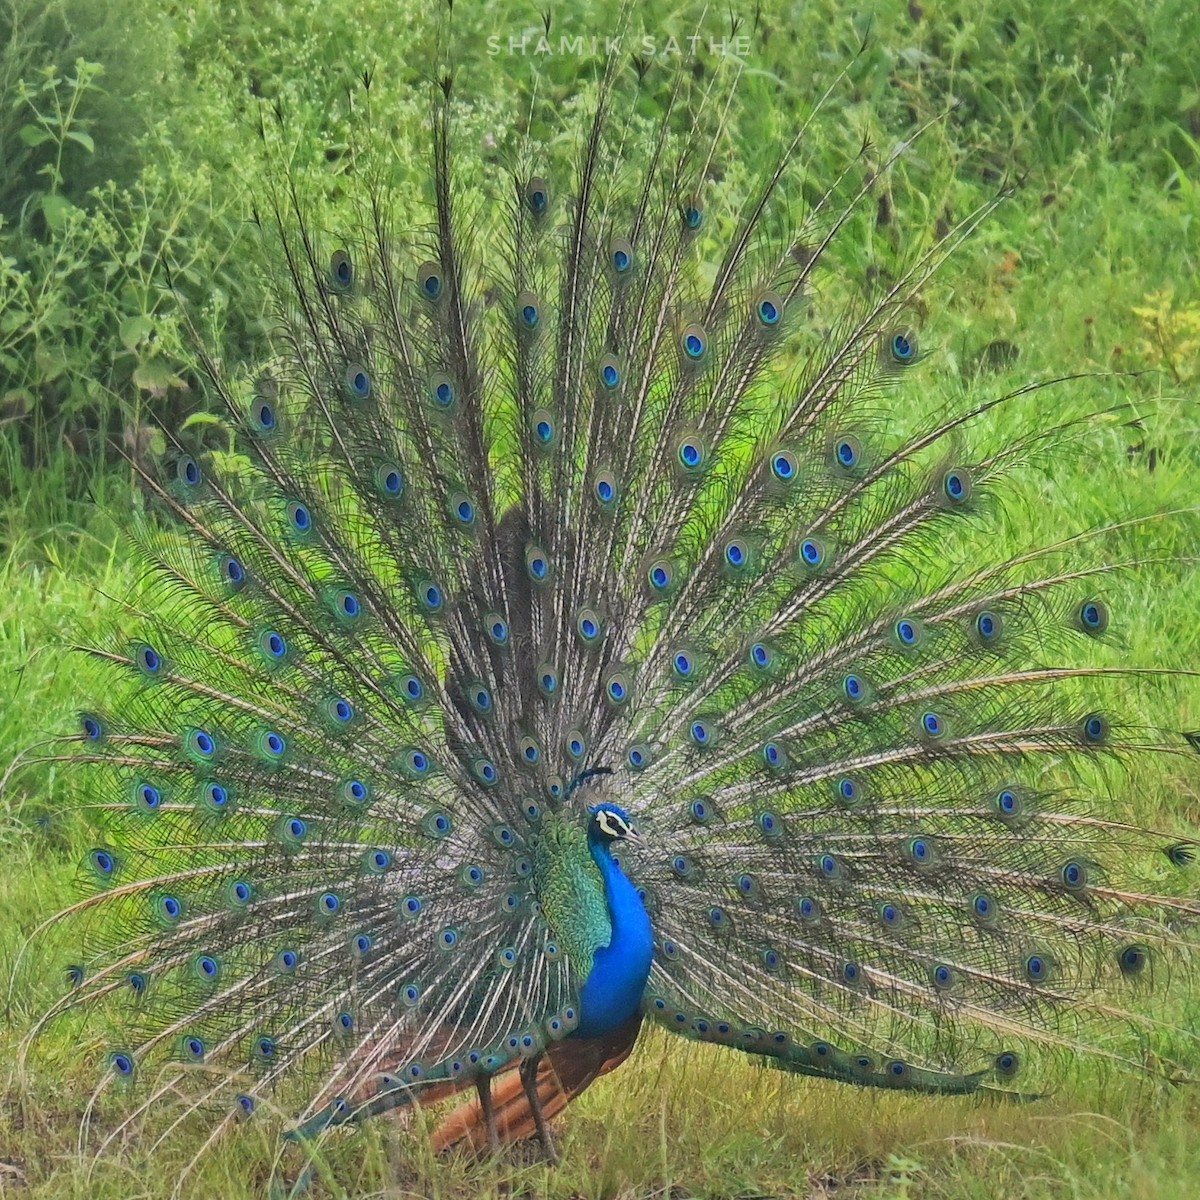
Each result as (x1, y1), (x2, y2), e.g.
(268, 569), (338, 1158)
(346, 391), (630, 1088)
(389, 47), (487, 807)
(2, 0), (1200, 1195)
(5, 1020), (1200, 1197)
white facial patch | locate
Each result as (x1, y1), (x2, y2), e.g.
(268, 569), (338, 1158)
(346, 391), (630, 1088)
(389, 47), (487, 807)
(596, 809), (633, 839)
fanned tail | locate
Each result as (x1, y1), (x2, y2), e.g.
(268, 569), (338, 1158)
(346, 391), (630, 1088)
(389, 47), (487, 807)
(27, 35), (1199, 1179)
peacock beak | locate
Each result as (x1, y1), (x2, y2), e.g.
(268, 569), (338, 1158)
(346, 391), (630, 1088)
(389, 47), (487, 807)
(624, 826), (645, 845)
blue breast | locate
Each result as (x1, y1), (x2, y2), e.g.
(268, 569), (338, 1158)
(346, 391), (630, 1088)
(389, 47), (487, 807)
(574, 843), (654, 1038)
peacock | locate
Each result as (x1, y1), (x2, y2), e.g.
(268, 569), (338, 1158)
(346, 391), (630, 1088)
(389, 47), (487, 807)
(27, 36), (1200, 1179)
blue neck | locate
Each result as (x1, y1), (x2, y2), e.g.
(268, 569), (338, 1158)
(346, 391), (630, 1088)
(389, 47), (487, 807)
(574, 838), (654, 1038)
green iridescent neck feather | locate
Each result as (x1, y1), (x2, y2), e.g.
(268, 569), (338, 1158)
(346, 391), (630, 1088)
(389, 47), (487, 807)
(531, 814), (612, 976)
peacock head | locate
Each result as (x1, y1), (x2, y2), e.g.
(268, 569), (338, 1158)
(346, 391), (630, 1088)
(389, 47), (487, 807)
(588, 804), (644, 846)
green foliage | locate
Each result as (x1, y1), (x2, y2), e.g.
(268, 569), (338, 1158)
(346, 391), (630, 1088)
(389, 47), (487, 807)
(10, 57), (106, 233)
(0, 0), (176, 221)
(0, 160), (248, 532)
(1132, 289), (1200, 384)
(2, 0), (1198, 519)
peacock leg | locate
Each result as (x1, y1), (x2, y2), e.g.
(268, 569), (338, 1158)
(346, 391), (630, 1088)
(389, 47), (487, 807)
(519, 1054), (559, 1165)
(475, 1074), (500, 1151)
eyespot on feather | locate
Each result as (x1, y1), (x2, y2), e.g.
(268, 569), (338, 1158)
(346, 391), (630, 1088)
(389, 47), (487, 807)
(829, 434), (863, 473)
(428, 372), (457, 411)
(576, 609), (604, 648)
(674, 432), (708, 474)
(798, 535), (829, 571)
(448, 491), (478, 529)
(940, 466), (972, 504)
(973, 608), (1003, 644)
(524, 545), (551, 584)
(249, 378), (280, 436)
(882, 328), (919, 367)
(679, 323), (708, 363)
(530, 409), (557, 449)
(417, 261), (444, 301)
(516, 290), (542, 332)
(329, 249), (353, 291)
(646, 557), (677, 595)
(174, 454), (202, 493)
(598, 353), (622, 391)
(524, 176), (550, 217)
(605, 671), (630, 706)
(769, 448), (798, 484)
(342, 362), (372, 403)
(593, 468), (618, 506)
(609, 236), (635, 278)
(753, 289), (784, 329)
(1076, 598), (1109, 635)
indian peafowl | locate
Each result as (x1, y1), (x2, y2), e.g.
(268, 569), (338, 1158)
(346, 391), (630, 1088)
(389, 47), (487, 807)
(30, 42), (1200, 1174)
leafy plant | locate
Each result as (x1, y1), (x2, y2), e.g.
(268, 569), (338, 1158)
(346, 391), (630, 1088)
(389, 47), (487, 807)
(1132, 289), (1200, 384)
(12, 57), (104, 233)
